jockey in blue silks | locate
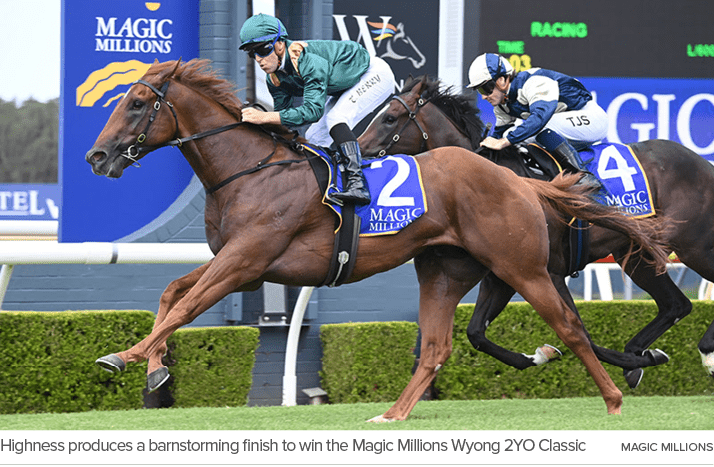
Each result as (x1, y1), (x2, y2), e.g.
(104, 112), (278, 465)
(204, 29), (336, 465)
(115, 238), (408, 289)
(468, 53), (607, 188)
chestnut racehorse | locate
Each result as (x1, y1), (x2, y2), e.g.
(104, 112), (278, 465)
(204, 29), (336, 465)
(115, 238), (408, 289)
(359, 75), (714, 387)
(86, 60), (669, 420)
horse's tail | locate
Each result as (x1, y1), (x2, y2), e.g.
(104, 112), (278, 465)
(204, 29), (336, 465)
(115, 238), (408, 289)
(524, 173), (671, 275)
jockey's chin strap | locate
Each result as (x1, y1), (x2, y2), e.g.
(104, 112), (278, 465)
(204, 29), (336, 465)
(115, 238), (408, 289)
(377, 94), (429, 157)
(122, 79), (242, 167)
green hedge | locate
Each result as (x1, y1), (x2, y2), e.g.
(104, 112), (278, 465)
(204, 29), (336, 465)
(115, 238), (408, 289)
(168, 326), (259, 408)
(320, 321), (419, 403)
(0, 310), (154, 414)
(436, 300), (714, 400)
(0, 311), (258, 414)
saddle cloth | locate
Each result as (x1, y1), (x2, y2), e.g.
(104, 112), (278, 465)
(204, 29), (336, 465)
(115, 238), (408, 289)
(580, 143), (655, 218)
(303, 145), (428, 236)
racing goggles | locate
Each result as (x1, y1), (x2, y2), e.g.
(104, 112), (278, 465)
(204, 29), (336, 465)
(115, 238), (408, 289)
(244, 20), (283, 59)
(475, 80), (497, 96)
(246, 38), (278, 59)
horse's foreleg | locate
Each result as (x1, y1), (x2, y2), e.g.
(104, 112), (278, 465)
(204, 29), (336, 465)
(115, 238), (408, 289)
(146, 262), (212, 375)
(376, 250), (483, 422)
(465, 273), (539, 369)
(516, 276), (623, 414)
(113, 245), (271, 387)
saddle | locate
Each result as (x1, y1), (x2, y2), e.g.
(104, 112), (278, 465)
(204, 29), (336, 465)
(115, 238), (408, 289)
(519, 144), (591, 276)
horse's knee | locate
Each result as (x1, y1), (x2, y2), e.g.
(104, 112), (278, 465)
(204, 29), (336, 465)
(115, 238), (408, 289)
(419, 341), (452, 372)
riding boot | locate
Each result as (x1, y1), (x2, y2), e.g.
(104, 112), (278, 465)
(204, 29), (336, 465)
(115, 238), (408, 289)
(333, 141), (371, 205)
(551, 140), (604, 191)
(535, 129), (603, 192)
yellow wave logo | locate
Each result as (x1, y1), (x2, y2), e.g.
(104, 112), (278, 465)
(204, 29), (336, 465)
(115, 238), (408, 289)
(76, 60), (152, 107)
(145, 2), (161, 11)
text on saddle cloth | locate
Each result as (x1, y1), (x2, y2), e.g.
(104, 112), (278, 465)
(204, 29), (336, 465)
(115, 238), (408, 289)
(303, 145), (428, 236)
(581, 143), (655, 218)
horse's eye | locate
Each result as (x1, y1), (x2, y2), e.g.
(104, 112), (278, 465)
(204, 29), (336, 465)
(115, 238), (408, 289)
(384, 114), (397, 125)
(131, 100), (145, 110)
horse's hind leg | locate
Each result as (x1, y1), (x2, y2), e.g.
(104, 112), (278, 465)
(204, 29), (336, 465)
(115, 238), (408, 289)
(512, 274), (623, 414)
(699, 319), (714, 377)
(604, 251), (687, 386)
(466, 272), (540, 369)
(549, 270), (668, 384)
(374, 248), (484, 422)
(672, 243), (714, 377)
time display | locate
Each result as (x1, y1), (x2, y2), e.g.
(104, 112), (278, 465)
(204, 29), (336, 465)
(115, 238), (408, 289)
(477, 0), (714, 78)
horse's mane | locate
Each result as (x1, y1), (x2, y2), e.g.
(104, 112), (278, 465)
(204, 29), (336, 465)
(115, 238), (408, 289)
(403, 75), (532, 169)
(403, 75), (487, 150)
(145, 59), (302, 140)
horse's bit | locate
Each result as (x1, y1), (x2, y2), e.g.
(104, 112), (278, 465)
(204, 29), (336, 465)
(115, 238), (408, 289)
(376, 94), (430, 157)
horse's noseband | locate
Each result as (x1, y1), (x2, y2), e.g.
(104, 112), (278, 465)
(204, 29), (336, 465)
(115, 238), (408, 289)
(378, 94), (429, 157)
(122, 79), (180, 167)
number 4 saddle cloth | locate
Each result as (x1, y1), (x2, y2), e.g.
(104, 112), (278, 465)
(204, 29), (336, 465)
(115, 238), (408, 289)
(302, 144), (428, 236)
(580, 143), (655, 218)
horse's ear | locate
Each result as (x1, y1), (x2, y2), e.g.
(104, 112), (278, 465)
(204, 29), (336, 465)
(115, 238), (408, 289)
(153, 58), (160, 65)
(170, 57), (182, 78)
(411, 75), (428, 95)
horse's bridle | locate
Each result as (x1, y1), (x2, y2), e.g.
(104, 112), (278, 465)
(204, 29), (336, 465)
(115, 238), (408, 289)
(121, 79), (242, 167)
(376, 94), (430, 157)
(121, 77), (312, 194)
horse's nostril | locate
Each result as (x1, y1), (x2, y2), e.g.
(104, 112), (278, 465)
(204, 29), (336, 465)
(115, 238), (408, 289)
(91, 152), (106, 163)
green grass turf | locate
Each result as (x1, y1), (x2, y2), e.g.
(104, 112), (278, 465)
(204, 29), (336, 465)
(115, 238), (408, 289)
(1, 396), (712, 430)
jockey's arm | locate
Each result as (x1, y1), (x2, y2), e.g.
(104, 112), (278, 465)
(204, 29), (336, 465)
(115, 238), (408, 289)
(241, 108), (282, 125)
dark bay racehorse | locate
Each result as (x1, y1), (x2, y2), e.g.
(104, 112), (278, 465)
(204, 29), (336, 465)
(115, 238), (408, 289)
(85, 59), (670, 420)
(359, 75), (714, 387)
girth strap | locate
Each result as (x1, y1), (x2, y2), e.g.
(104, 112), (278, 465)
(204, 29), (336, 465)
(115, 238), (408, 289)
(305, 150), (360, 287)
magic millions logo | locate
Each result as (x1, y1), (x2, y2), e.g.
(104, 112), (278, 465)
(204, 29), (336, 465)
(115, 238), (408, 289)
(76, 3), (168, 108)
(95, 2), (173, 54)
(76, 60), (151, 108)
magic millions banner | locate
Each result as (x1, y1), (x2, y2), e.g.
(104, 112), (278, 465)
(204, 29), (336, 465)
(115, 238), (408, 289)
(60, 0), (199, 242)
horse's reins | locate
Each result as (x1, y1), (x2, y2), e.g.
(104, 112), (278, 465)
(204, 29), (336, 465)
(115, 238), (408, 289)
(122, 79), (313, 194)
(376, 94), (430, 157)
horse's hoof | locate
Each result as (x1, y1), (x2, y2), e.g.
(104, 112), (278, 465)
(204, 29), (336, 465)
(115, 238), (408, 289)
(367, 414), (396, 423)
(699, 350), (714, 377)
(647, 348), (670, 365)
(527, 344), (562, 366)
(95, 354), (126, 373)
(147, 367), (170, 393)
(624, 368), (644, 389)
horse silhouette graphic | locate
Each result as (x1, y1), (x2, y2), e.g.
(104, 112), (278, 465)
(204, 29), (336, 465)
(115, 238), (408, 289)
(334, 15), (427, 70)
(368, 20), (426, 69)
(76, 60), (151, 107)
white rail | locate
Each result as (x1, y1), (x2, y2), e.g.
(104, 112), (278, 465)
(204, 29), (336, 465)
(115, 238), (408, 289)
(0, 220), (58, 236)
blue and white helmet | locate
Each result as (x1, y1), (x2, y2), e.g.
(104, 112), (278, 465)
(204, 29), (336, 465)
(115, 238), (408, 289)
(467, 53), (514, 89)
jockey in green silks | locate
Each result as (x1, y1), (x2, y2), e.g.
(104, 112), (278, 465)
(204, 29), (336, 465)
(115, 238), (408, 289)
(239, 13), (395, 205)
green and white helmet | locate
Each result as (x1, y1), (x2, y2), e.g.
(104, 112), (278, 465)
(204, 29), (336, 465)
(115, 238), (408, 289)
(239, 13), (288, 49)
(467, 53), (514, 89)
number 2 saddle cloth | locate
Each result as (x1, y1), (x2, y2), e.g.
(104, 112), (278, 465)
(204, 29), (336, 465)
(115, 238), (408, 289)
(302, 144), (428, 236)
